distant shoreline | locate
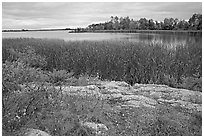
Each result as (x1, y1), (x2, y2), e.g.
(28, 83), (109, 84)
(70, 30), (202, 36)
(2, 28), (72, 32)
(2, 29), (202, 36)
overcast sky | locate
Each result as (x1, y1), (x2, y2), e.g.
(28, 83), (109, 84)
(2, 2), (202, 29)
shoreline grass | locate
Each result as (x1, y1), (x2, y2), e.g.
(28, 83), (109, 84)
(2, 38), (202, 91)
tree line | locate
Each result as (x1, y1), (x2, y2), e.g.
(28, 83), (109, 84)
(86, 13), (202, 31)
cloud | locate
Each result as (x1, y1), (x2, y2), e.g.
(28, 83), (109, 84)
(2, 2), (202, 29)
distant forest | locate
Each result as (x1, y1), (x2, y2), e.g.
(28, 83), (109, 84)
(86, 13), (202, 31)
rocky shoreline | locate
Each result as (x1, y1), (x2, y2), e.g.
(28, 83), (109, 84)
(12, 80), (202, 136)
(58, 81), (202, 113)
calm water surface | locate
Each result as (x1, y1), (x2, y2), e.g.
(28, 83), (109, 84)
(2, 30), (201, 46)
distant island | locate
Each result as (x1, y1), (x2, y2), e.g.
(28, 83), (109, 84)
(86, 13), (202, 31)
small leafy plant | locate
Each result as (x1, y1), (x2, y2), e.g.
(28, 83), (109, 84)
(47, 69), (74, 85)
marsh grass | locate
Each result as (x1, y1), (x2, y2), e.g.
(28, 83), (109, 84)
(2, 38), (202, 90)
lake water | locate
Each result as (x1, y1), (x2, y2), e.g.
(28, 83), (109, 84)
(2, 30), (201, 46)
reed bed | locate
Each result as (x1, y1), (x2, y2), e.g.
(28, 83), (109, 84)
(2, 38), (202, 89)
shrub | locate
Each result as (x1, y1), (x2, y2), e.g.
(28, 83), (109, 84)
(47, 69), (74, 85)
(2, 83), (60, 135)
(2, 60), (49, 96)
(6, 46), (47, 69)
(180, 77), (202, 91)
(162, 74), (178, 88)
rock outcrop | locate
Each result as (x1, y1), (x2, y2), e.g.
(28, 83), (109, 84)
(16, 80), (202, 136)
(55, 80), (202, 135)
(15, 128), (50, 136)
(59, 81), (202, 112)
(80, 121), (108, 135)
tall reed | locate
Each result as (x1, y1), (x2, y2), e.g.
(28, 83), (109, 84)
(2, 38), (202, 87)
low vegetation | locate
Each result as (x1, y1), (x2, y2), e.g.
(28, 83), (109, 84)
(2, 38), (202, 91)
(2, 38), (202, 136)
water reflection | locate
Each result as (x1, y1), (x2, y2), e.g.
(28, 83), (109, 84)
(2, 31), (201, 49)
(121, 33), (200, 46)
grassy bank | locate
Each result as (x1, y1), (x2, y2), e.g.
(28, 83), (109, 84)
(2, 38), (202, 91)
